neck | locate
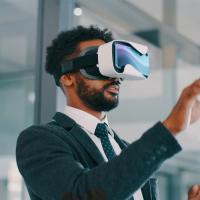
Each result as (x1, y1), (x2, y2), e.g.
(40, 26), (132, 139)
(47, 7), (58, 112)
(67, 100), (105, 120)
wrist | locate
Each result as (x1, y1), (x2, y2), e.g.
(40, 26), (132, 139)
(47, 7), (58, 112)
(162, 119), (179, 136)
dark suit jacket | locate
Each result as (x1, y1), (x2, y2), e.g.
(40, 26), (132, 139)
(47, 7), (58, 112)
(16, 112), (182, 200)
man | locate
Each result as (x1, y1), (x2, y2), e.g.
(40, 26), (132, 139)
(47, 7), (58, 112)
(16, 26), (200, 200)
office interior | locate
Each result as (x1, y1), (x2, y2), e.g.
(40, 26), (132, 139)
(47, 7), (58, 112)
(0, 0), (200, 199)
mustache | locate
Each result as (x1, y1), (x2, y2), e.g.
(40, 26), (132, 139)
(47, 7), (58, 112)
(103, 80), (121, 90)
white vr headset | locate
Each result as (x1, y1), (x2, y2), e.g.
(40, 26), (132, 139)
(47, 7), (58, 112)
(53, 40), (150, 86)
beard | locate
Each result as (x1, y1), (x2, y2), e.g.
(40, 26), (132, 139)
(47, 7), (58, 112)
(75, 75), (119, 112)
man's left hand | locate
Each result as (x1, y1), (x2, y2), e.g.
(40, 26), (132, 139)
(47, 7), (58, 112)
(188, 185), (200, 200)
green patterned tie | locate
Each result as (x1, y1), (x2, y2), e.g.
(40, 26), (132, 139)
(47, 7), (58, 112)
(95, 123), (117, 160)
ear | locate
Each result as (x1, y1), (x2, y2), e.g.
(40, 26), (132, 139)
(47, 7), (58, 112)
(59, 74), (74, 87)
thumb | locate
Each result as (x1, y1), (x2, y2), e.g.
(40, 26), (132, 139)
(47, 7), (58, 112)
(188, 185), (200, 198)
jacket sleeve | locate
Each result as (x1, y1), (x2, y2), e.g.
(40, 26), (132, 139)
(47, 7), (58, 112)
(16, 122), (181, 200)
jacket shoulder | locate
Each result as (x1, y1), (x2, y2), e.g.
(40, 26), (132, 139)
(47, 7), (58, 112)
(16, 121), (73, 152)
(18, 120), (69, 138)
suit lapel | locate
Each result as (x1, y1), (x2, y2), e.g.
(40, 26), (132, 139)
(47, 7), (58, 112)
(70, 125), (106, 164)
(113, 131), (128, 150)
(53, 112), (106, 165)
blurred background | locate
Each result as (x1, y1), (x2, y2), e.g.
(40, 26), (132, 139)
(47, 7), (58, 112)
(0, 0), (200, 199)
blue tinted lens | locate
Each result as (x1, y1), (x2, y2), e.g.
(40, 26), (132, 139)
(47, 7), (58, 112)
(115, 42), (150, 76)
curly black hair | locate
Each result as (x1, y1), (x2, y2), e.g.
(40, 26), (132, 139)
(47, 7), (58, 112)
(45, 25), (114, 75)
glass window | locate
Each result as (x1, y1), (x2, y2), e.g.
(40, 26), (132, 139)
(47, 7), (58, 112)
(177, 0), (200, 44)
(0, 0), (38, 199)
(126, 0), (163, 21)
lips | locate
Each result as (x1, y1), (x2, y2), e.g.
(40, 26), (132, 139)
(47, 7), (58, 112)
(106, 84), (119, 94)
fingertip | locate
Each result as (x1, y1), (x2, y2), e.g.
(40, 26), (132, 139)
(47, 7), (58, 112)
(188, 185), (200, 197)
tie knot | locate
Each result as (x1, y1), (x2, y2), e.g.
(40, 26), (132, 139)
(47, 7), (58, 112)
(95, 123), (109, 138)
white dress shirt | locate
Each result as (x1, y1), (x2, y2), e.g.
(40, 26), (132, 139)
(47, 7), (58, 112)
(64, 105), (144, 200)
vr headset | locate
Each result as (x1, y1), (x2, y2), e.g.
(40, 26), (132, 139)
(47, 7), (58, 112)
(53, 40), (150, 86)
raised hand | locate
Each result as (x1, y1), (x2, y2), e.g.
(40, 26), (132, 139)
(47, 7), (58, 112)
(163, 79), (200, 135)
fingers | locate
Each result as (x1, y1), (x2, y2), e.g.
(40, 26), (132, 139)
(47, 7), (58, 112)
(189, 78), (200, 88)
(191, 78), (200, 93)
(182, 79), (200, 101)
(194, 79), (200, 101)
(188, 185), (200, 200)
(163, 78), (200, 134)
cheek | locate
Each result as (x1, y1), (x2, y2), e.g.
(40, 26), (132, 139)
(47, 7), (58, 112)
(87, 80), (109, 91)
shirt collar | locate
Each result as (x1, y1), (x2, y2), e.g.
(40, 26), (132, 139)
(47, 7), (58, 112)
(64, 105), (113, 136)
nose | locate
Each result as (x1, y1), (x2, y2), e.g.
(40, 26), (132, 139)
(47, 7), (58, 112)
(109, 77), (123, 84)
(109, 78), (124, 82)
